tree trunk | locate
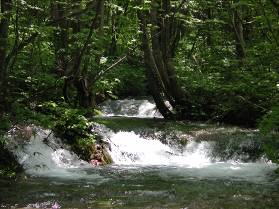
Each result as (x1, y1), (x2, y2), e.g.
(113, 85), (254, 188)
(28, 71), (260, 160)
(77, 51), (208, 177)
(137, 5), (175, 119)
(109, 11), (117, 55)
(51, 0), (68, 76)
(232, 6), (246, 60)
(0, 0), (12, 113)
(205, 8), (213, 46)
(150, 2), (172, 101)
(94, 0), (104, 65)
(136, 0), (190, 119)
(63, 0), (104, 108)
(74, 0), (103, 107)
(98, 0), (104, 31)
(153, 0), (189, 118)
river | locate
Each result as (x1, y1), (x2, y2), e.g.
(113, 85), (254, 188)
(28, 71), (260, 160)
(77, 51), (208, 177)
(0, 99), (278, 208)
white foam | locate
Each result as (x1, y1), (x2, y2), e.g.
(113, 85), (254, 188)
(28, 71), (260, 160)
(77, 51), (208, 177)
(109, 131), (212, 167)
(99, 99), (163, 118)
(5, 126), (278, 183)
(108, 131), (277, 182)
(7, 128), (97, 179)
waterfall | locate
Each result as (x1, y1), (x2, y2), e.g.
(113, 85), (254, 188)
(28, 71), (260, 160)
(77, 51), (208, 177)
(4, 124), (277, 181)
(2, 100), (278, 209)
(6, 126), (92, 178)
(108, 131), (211, 167)
(107, 131), (277, 181)
(108, 131), (264, 167)
(99, 99), (163, 118)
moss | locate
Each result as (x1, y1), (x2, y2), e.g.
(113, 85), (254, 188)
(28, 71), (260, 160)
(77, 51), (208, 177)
(52, 108), (114, 164)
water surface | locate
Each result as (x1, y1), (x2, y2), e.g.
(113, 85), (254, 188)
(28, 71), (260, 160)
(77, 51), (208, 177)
(1, 99), (278, 208)
(1, 164), (279, 209)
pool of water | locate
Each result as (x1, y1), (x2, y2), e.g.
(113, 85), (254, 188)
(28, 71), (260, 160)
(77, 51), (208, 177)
(1, 164), (279, 209)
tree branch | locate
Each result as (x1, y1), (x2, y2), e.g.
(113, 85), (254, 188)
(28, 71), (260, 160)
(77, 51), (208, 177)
(92, 55), (127, 84)
(5, 32), (39, 67)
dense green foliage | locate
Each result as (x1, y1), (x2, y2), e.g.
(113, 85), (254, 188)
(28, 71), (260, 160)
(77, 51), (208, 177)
(260, 105), (279, 134)
(54, 107), (96, 160)
(259, 105), (279, 165)
(174, 0), (278, 124)
(0, 0), (278, 174)
(0, 134), (22, 178)
(0, 0), (277, 123)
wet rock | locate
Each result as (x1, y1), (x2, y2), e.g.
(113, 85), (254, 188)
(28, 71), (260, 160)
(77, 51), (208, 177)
(7, 125), (35, 144)
(88, 123), (113, 165)
(90, 142), (113, 166)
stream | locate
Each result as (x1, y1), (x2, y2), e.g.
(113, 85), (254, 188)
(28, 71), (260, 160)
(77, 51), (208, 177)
(1, 99), (279, 209)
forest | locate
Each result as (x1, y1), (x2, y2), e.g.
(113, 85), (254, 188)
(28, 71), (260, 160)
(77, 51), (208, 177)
(0, 0), (279, 208)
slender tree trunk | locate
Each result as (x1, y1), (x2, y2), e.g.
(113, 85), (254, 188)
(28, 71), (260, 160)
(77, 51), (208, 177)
(63, 0), (105, 108)
(98, 0), (104, 31)
(150, 2), (172, 100)
(0, 0), (12, 113)
(51, 0), (68, 76)
(75, 0), (104, 107)
(109, 11), (117, 55)
(136, 0), (190, 119)
(205, 8), (213, 46)
(94, 0), (104, 65)
(137, 4), (175, 119)
(232, 6), (246, 60)
(155, 0), (189, 118)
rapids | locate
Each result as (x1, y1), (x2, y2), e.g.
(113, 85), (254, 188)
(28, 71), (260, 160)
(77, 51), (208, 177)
(1, 99), (278, 209)
(99, 99), (163, 118)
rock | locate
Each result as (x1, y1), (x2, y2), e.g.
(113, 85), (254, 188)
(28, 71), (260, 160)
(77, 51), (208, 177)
(9, 125), (34, 142)
(51, 202), (61, 209)
(89, 143), (113, 166)
(90, 159), (101, 166)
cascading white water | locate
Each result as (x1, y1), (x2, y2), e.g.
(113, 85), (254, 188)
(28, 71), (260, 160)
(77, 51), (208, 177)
(6, 127), (93, 178)
(2, 100), (278, 208)
(99, 99), (163, 118)
(2, 127), (278, 209)
(108, 131), (211, 167)
(5, 124), (277, 182)
(108, 131), (277, 181)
